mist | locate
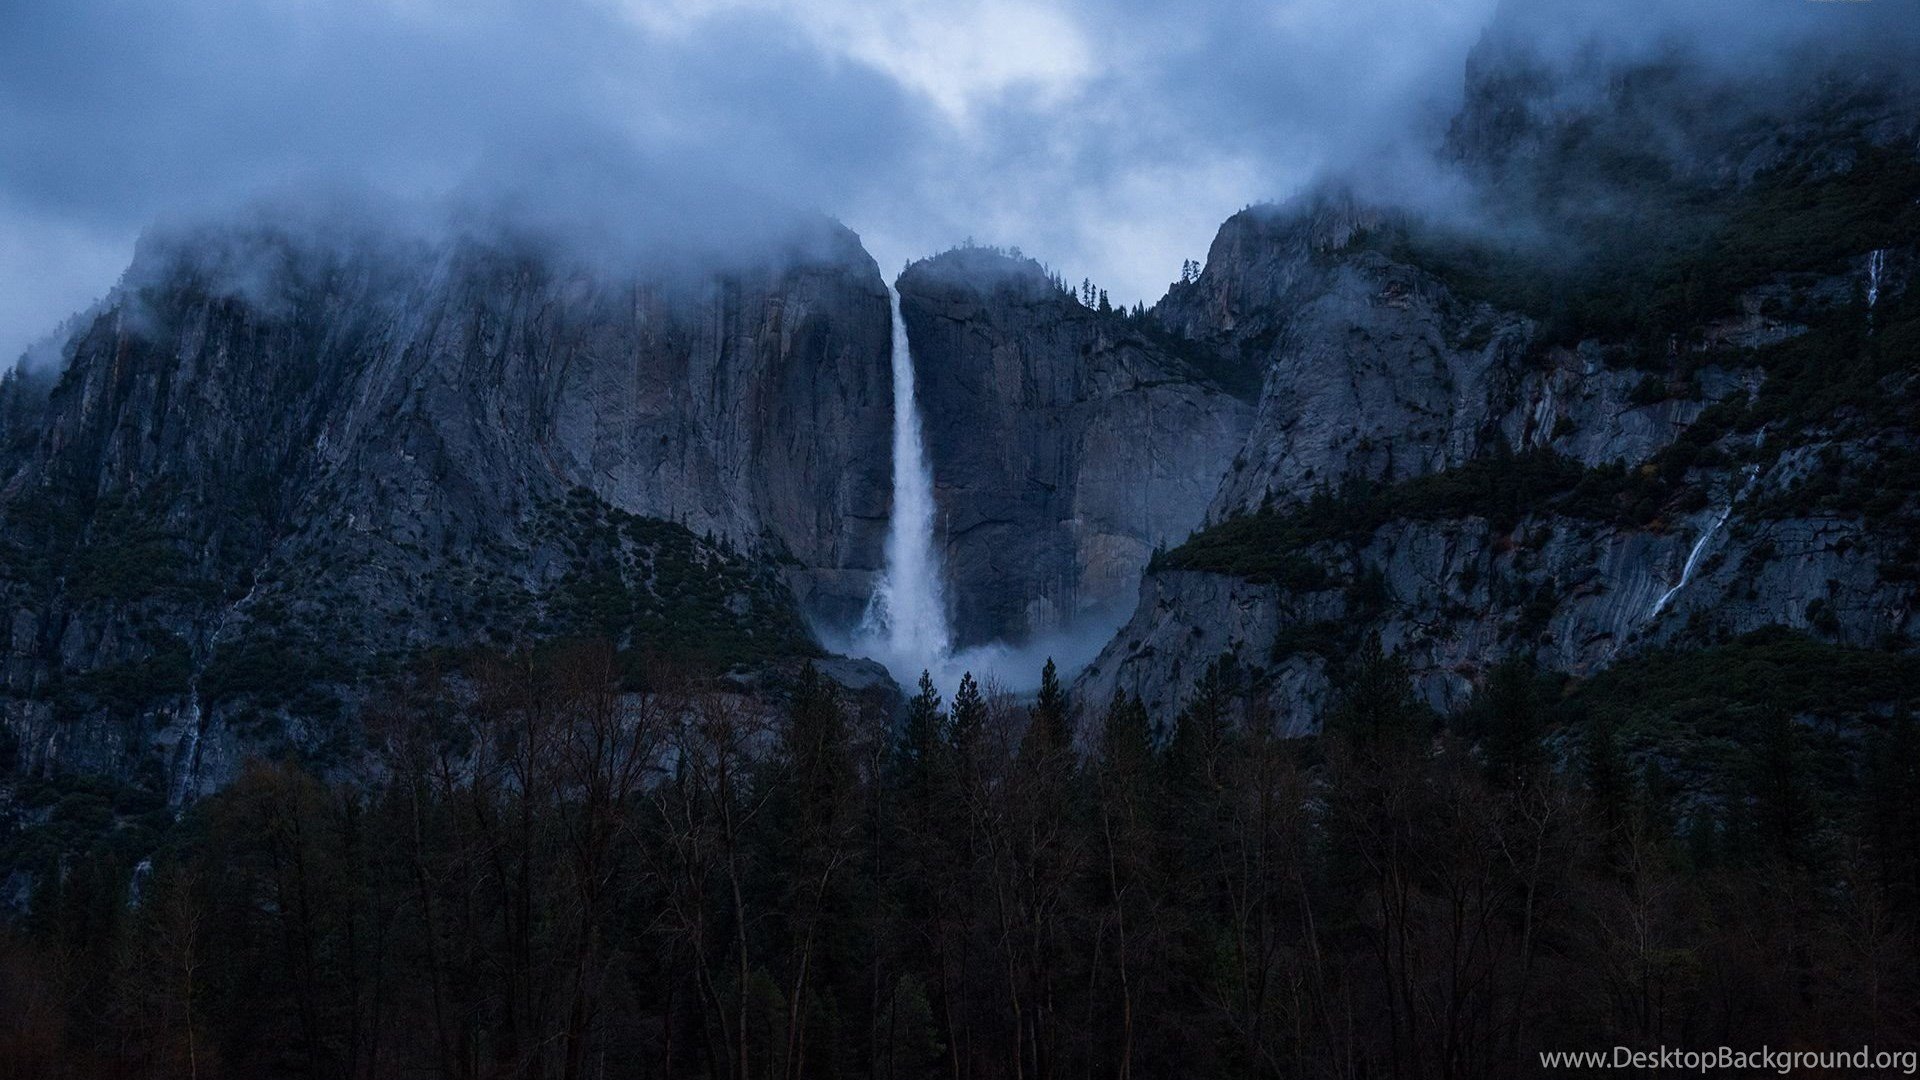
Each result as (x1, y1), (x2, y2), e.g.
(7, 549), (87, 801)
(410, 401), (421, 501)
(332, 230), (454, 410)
(822, 608), (1129, 700)
(5, 0), (1917, 366)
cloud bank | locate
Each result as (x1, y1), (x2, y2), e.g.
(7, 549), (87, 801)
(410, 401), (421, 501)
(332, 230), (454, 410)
(2, 0), (1914, 363)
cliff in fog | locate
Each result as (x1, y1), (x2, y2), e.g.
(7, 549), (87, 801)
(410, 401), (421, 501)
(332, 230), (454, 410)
(2, 23), (1918, 813)
(0, 214), (899, 794)
(1078, 38), (1920, 732)
(898, 247), (1252, 647)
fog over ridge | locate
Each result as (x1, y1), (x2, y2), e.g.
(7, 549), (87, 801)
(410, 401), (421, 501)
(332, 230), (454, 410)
(3, 0), (1917, 364)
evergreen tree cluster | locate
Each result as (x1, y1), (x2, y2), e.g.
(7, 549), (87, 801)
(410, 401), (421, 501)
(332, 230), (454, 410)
(3, 639), (1918, 1079)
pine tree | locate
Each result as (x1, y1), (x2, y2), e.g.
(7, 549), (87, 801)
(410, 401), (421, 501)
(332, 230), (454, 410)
(1325, 635), (1423, 747)
(1864, 708), (1920, 911)
(1479, 657), (1542, 788)
(787, 661), (851, 838)
(769, 662), (856, 1075)
(1100, 687), (1152, 774)
(1583, 712), (1629, 834)
(1747, 707), (1815, 870)
(948, 670), (985, 769)
(1167, 655), (1237, 791)
(895, 670), (947, 799)
(1639, 758), (1679, 843)
(1097, 289), (1111, 313)
(1031, 657), (1071, 754)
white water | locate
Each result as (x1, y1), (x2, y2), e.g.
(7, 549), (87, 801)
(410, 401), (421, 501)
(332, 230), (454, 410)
(1647, 506), (1733, 620)
(168, 578), (259, 810)
(128, 857), (154, 909)
(1867, 248), (1886, 310)
(1647, 464), (1761, 621)
(168, 687), (205, 810)
(842, 287), (1133, 696)
(854, 285), (953, 686)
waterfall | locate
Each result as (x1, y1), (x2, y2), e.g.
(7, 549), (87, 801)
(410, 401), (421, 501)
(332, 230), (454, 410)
(1646, 506), (1733, 620)
(855, 283), (952, 685)
(128, 857), (154, 909)
(168, 686), (205, 810)
(167, 577), (259, 811)
(1867, 248), (1886, 310)
(1647, 464), (1760, 621)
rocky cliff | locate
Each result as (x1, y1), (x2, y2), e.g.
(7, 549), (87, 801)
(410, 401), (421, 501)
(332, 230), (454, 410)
(1153, 196), (1731, 522)
(898, 248), (1254, 646)
(0, 219), (1263, 800)
(4, 29), (1919, 809)
(0, 212), (898, 796)
(1077, 43), (1920, 730)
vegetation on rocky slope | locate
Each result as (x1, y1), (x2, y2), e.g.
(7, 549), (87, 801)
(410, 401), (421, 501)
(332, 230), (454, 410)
(535, 487), (821, 677)
(1371, 132), (1920, 350)
(1153, 448), (1675, 582)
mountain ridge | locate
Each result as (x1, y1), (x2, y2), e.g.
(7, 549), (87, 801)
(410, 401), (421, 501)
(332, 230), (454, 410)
(0, 35), (1915, 809)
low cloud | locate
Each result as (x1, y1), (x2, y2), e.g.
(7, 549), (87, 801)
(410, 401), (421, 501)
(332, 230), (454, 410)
(3, 0), (1914, 363)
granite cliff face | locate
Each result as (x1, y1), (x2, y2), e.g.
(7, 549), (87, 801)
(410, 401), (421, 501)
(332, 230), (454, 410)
(4, 31), (1919, 809)
(0, 215), (898, 795)
(1081, 472), (1919, 729)
(898, 248), (1254, 646)
(0, 222), (1256, 797)
(1154, 197), (1721, 522)
(1076, 46), (1920, 730)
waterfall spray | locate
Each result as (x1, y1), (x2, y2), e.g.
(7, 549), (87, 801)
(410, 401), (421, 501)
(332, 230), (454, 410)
(168, 577), (260, 811)
(1646, 505), (1733, 621)
(168, 687), (204, 809)
(1647, 463), (1761, 621)
(847, 283), (1120, 695)
(1867, 247), (1888, 334)
(856, 283), (952, 685)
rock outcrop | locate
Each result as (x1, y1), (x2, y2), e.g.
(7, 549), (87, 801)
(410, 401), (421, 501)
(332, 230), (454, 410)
(4, 28), (1919, 805)
(1154, 195), (1769, 523)
(1076, 43), (1920, 731)
(0, 212), (898, 794)
(1080, 483), (1918, 728)
(898, 248), (1254, 646)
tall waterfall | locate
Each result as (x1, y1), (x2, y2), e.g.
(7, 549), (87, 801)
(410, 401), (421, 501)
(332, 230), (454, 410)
(168, 577), (259, 811)
(1647, 463), (1761, 621)
(1646, 504), (1734, 621)
(856, 283), (952, 685)
(167, 687), (204, 809)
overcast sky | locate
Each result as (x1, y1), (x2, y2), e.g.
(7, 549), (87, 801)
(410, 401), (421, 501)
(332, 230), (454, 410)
(0, 0), (1909, 364)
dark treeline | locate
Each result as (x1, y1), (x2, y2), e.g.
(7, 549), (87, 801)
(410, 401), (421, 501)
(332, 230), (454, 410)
(4, 640), (1920, 1079)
